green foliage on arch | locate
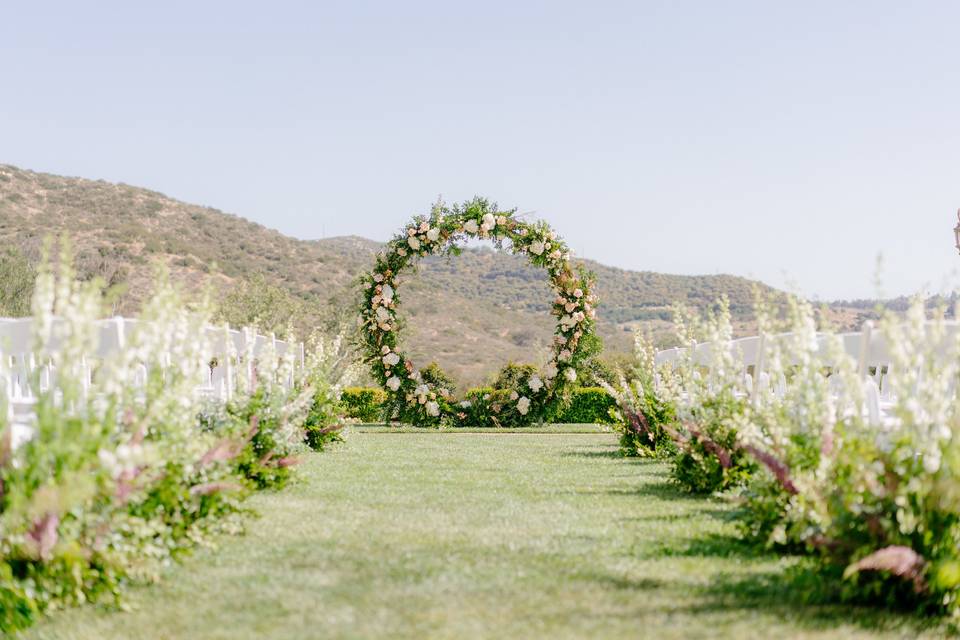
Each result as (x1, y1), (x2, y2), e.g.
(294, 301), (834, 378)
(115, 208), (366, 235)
(358, 198), (599, 427)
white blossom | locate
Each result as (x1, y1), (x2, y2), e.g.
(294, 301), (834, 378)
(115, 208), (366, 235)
(517, 396), (531, 415)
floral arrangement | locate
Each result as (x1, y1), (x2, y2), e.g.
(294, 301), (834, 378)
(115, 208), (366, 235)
(0, 242), (351, 633)
(612, 289), (960, 620)
(358, 197), (597, 427)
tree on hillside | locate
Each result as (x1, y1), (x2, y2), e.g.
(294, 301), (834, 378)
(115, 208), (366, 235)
(0, 248), (36, 316)
(216, 273), (306, 338)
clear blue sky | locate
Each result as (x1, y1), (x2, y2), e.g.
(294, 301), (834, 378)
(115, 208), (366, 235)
(3, 1), (958, 300)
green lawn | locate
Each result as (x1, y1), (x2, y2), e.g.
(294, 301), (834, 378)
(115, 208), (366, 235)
(24, 431), (945, 639)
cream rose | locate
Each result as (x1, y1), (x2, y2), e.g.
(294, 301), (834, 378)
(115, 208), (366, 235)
(408, 236), (421, 250)
(383, 352), (400, 366)
(464, 219), (479, 234)
(529, 240), (545, 256)
(387, 376), (401, 391)
(528, 375), (543, 393)
(517, 396), (531, 415)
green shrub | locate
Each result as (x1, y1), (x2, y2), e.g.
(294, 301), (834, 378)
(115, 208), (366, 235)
(457, 387), (527, 428)
(420, 362), (457, 397)
(340, 387), (387, 422)
(301, 383), (345, 451)
(556, 388), (617, 424)
(492, 362), (539, 391)
(670, 394), (754, 494)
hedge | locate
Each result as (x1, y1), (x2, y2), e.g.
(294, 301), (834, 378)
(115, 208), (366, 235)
(556, 387), (618, 424)
(340, 386), (616, 426)
(340, 387), (387, 422)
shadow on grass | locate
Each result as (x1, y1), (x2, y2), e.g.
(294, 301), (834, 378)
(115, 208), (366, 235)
(647, 532), (771, 560)
(689, 568), (948, 636)
(630, 479), (713, 501)
(642, 529), (950, 636)
(559, 449), (624, 459)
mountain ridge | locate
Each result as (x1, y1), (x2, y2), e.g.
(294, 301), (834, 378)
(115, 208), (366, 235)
(0, 163), (865, 387)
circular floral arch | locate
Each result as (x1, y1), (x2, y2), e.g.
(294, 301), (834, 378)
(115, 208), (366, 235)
(359, 198), (598, 427)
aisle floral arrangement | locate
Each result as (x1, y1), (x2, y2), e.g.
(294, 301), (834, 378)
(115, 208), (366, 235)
(357, 197), (598, 427)
(607, 293), (960, 621)
(0, 245), (352, 634)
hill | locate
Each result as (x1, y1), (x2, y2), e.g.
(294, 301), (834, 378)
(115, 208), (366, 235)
(1, 163), (789, 387)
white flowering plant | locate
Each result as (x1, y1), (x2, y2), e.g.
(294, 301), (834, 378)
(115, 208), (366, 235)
(0, 241), (347, 634)
(655, 300), (756, 493)
(600, 332), (676, 457)
(357, 197), (598, 427)
(740, 299), (960, 617)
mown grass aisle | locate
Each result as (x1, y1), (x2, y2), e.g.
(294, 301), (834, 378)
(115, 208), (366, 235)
(25, 432), (941, 639)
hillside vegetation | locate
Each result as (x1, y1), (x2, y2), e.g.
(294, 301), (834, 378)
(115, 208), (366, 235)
(2, 163), (815, 387)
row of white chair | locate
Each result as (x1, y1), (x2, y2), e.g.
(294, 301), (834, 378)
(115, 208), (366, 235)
(0, 317), (305, 427)
(654, 320), (960, 427)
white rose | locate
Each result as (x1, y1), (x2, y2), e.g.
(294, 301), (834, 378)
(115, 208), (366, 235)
(529, 241), (545, 256)
(464, 219), (479, 234)
(376, 306), (391, 323)
(415, 384), (429, 397)
(381, 284), (394, 303)
(517, 396), (531, 415)
(564, 368), (577, 382)
(426, 401), (440, 417)
(387, 376), (401, 391)
(528, 375), (543, 393)
(408, 236), (421, 250)
(544, 362), (558, 379)
(383, 352), (400, 366)
(426, 228), (440, 242)
(482, 213), (496, 229)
